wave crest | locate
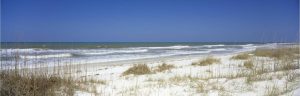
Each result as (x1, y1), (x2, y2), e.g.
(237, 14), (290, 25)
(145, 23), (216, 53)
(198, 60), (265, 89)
(83, 49), (148, 55)
(19, 53), (72, 59)
(147, 45), (190, 49)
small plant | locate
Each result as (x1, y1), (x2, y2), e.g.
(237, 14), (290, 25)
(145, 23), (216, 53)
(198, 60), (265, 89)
(244, 60), (253, 69)
(265, 84), (281, 96)
(122, 64), (151, 76)
(245, 76), (252, 84)
(231, 53), (250, 60)
(87, 78), (106, 84)
(286, 73), (297, 82)
(169, 75), (188, 83)
(192, 56), (220, 66)
(154, 63), (175, 72)
(195, 83), (205, 93)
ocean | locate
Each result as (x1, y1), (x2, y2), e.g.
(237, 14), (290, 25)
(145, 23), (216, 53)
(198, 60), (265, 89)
(1, 42), (266, 68)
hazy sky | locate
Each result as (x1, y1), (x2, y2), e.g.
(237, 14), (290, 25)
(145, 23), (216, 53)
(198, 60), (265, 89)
(1, 0), (299, 42)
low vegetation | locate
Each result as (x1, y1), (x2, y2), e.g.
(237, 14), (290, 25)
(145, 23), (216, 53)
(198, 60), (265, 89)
(0, 71), (75, 96)
(195, 83), (205, 93)
(123, 64), (151, 76)
(244, 60), (254, 69)
(154, 63), (175, 72)
(192, 56), (220, 66)
(169, 75), (188, 83)
(231, 53), (250, 60)
(253, 47), (299, 59)
(265, 84), (281, 96)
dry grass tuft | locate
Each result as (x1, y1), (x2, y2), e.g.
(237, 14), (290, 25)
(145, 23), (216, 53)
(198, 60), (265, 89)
(244, 60), (254, 69)
(88, 79), (106, 85)
(253, 47), (299, 59)
(195, 82), (205, 93)
(265, 84), (281, 96)
(245, 76), (252, 84)
(231, 53), (251, 60)
(192, 56), (220, 66)
(286, 72), (299, 82)
(154, 63), (175, 72)
(122, 64), (151, 76)
(0, 71), (75, 96)
(76, 78), (106, 85)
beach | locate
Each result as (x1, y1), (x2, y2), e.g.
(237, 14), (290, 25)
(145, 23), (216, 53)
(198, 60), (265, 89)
(2, 0), (299, 95)
(1, 43), (300, 96)
(71, 50), (300, 96)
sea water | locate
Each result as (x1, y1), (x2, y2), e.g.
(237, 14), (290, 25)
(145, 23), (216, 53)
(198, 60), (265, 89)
(0, 42), (268, 68)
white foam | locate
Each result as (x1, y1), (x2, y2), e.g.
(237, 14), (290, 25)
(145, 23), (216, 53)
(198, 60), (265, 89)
(241, 44), (257, 49)
(209, 48), (227, 51)
(81, 51), (208, 64)
(83, 49), (148, 55)
(1, 44), (262, 68)
(204, 44), (225, 48)
(1, 48), (37, 53)
(244, 44), (254, 46)
(19, 53), (72, 59)
(146, 45), (190, 49)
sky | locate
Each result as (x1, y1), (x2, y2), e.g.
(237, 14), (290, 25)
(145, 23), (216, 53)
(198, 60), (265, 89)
(1, 0), (299, 42)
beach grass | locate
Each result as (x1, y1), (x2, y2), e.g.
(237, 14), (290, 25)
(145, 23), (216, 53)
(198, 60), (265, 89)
(0, 70), (75, 96)
(192, 56), (220, 66)
(122, 64), (151, 76)
(253, 47), (299, 59)
(154, 63), (175, 72)
(244, 60), (254, 69)
(231, 53), (251, 60)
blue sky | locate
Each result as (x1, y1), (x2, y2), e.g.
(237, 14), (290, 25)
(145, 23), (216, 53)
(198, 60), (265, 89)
(1, 0), (299, 42)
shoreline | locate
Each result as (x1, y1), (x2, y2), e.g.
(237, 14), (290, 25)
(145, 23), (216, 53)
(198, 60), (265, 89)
(2, 46), (299, 96)
(23, 47), (253, 70)
(20, 49), (249, 75)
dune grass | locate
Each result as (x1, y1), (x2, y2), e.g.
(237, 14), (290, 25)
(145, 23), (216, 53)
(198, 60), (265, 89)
(192, 56), (220, 66)
(154, 63), (175, 72)
(0, 70), (75, 96)
(253, 47), (299, 59)
(231, 53), (251, 60)
(122, 64), (151, 76)
(244, 60), (254, 69)
(265, 84), (281, 96)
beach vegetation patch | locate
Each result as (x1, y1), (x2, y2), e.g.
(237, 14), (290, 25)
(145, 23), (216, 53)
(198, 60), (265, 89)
(0, 71), (75, 96)
(264, 84), (281, 96)
(192, 56), (221, 66)
(253, 47), (299, 59)
(231, 53), (251, 60)
(244, 60), (254, 69)
(123, 64), (151, 76)
(154, 63), (175, 72)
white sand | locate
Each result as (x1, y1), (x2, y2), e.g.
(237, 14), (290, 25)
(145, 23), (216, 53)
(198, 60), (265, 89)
(51, 51), (300, 96)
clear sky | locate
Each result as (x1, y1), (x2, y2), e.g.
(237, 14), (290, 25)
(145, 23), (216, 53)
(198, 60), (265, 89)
(1, 0), (299, 42)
